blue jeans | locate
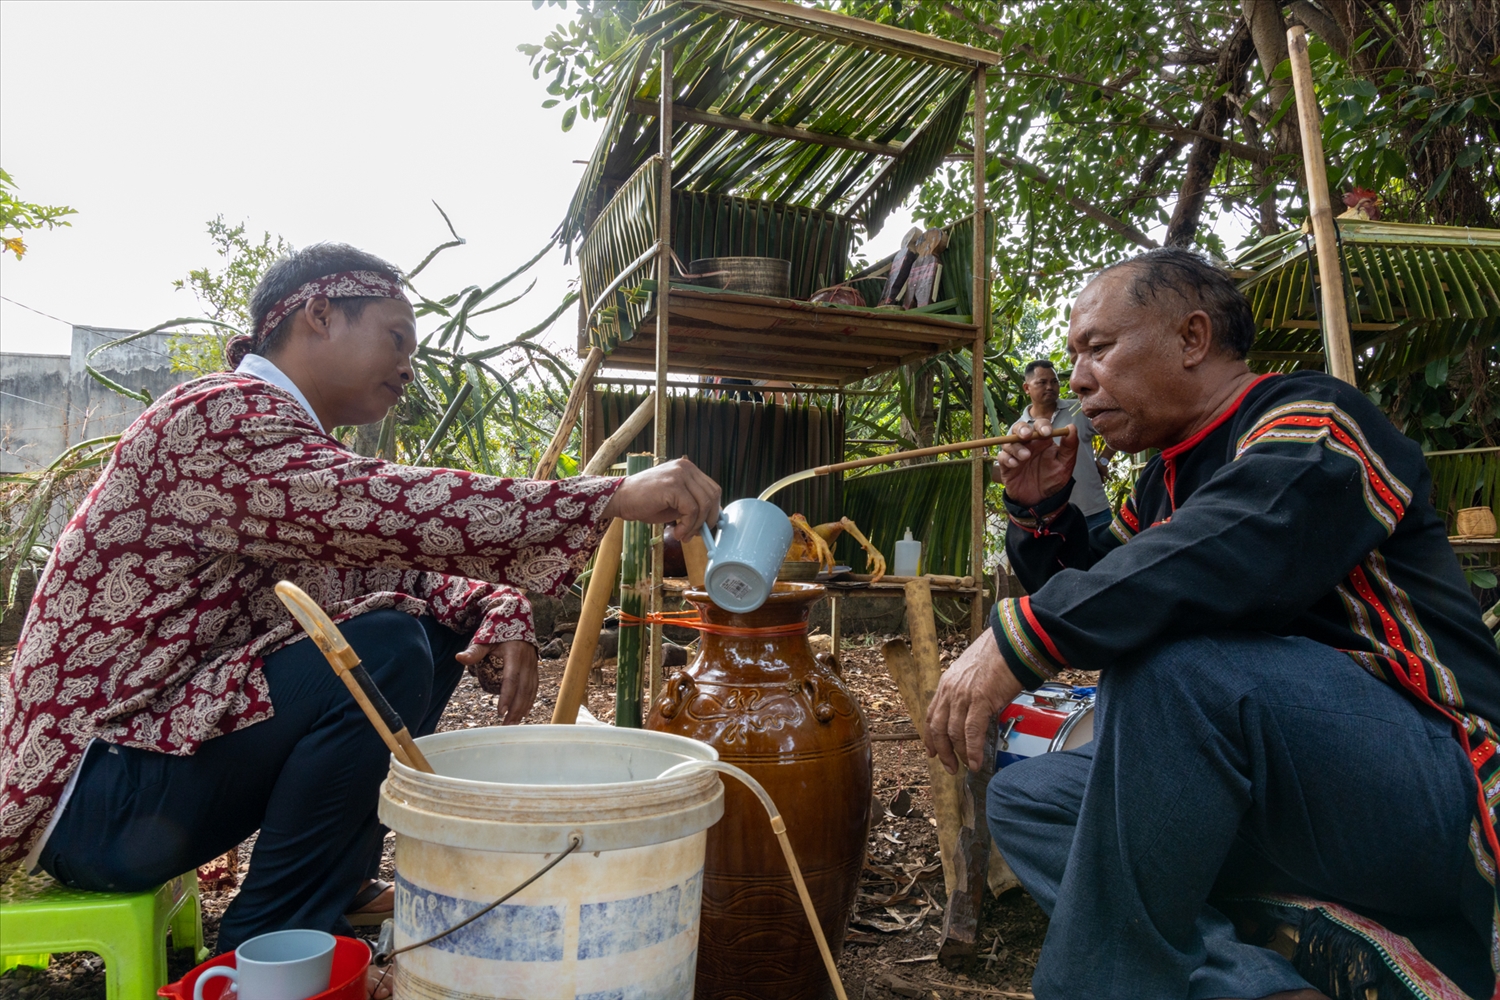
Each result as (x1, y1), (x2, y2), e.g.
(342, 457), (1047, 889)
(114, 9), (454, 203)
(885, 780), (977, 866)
(39, 611), (467, 953)
(988, 631), (1491, 999)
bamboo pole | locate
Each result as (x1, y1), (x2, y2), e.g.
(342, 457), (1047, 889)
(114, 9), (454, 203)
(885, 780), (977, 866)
(885, 580), (966, 894)
(650, 40), (675, 707)
(581, 391), (656, 476)
(532, 346), (604, 479)
(1287, 25), (1356, 385)
(552, 518), (625, 724)
(617, 453), (652, 728)
(970, 66), (989, 640)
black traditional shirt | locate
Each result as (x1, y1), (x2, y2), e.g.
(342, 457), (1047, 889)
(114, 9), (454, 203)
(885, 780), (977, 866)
(1000, 371), (1500, 974)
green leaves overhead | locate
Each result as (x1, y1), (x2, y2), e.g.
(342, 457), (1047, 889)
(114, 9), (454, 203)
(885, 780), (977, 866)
(1236, 219), (1500, 385)
(559, 0), (982, 244)
(838, 460), (973, 577)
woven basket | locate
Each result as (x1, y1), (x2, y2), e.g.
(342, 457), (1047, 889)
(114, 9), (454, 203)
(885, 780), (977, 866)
(1456, 506), (1497, 537)
(688, 257), (791, 297)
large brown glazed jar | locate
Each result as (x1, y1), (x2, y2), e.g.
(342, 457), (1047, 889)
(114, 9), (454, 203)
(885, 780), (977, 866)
(646, 582), (872, 1000)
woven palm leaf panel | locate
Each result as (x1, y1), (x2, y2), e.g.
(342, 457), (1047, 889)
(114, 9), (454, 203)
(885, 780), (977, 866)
(1235, 220), (1500, 385)
(585, 388), (843, 524)
(577, 157), (859, 352)
(837, 460), (973, 577)
(560, 1), (981, 248)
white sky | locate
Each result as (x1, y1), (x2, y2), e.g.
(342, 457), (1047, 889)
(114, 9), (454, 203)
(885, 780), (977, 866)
(0, 1), (616, 358)
(0, 0), (942, 366)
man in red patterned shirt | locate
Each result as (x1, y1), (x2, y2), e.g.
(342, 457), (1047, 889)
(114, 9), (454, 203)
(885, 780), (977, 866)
(0, 243), (720, 952)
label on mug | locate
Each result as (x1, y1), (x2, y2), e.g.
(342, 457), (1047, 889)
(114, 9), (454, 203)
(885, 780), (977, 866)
(719, 573), (753, 600)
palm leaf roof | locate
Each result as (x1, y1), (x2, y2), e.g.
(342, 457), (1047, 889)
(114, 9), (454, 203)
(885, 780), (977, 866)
(1234, 219), (1500, 384)
(560, 0), (998, 246)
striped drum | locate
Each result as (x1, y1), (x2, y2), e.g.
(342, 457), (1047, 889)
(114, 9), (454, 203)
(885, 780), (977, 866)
(995, 684), (1096, 770)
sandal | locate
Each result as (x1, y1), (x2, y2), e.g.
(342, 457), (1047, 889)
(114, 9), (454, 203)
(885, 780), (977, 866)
(346, 878), (393, 927)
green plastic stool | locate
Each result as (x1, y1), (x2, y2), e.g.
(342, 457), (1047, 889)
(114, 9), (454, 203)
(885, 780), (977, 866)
(0, 864), (206, 999)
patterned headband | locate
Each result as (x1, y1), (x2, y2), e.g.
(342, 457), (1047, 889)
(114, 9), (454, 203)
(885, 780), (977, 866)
(225, 269), (408, 369)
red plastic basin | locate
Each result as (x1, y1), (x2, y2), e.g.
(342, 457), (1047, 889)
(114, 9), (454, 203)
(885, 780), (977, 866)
(157, 935), (370, 1000)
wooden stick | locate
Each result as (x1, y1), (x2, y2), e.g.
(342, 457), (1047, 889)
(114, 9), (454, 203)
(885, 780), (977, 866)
(883, 578), (966, 896)
(532, 346), (604, 479)
(970, 63), (989, 641)
(1287, 25), (1356, 385)
(821, 425), (1073, 475)
(552, 518), (625, 724)
(939, 716), (997, 970)
(581, 391), (656, 475)
(274, 581), (433, 773)
(847, 572), (976, 588)
(617, 453), (652, 728)
(651, 42), (674, 712)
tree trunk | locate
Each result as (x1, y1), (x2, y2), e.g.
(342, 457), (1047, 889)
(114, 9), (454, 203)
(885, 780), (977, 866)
(1242, 0), (1299, 156)
(900, 364), (936, 464)
(1165, 19), (1257, 246)
(352, 421), (383, 457)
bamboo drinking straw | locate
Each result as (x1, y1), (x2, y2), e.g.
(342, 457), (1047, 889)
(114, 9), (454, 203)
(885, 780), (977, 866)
(758, 425), (1077, 500)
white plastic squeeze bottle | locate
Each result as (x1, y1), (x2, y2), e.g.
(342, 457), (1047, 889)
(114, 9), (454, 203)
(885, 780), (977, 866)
(893, 528), (921, 577)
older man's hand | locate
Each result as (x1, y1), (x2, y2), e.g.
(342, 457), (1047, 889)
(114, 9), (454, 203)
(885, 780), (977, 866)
(603, 457), (722, 539)
(925, 628), (1023, 774)
(991, 421), (1078, 507)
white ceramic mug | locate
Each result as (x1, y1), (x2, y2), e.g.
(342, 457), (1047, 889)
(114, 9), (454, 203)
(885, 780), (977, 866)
(193, 929), (335, 1000)
(698, 498), (794, 613)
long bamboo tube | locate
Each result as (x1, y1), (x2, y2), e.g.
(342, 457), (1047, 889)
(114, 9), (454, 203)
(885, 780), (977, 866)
(970, 66), (989, 639)
(532, 346), (604, 479)
(552, 518), (625, 725)
(758, 426), (1075, 501)
(581, 391), (656, 476)
(616, 453), (652, 728)
(649, 36), (675, 712)
(1287, 26), (1356, 385)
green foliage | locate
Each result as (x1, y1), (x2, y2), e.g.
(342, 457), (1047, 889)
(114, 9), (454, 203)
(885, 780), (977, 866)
(519, 1), (647, 132)
(838, 460), (973, 576)
(0, 436), (118, 621)
(550, 1), (978, 243)
(531, 0), (1500, 482)
(167, 218), (292, 376)
(1426, 448), (1500, 531)
(0, 168), (75, 260)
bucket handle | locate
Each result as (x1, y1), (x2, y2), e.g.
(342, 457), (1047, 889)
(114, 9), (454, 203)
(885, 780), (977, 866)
(372, 833), (582, 972)
(656, 759), (850, 1000)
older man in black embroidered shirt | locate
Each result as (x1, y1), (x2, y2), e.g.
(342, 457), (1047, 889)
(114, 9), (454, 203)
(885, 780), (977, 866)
(927, 248), (1497, 999)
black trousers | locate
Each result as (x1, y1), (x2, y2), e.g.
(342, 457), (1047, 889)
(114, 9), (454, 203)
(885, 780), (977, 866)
(39, 611), (467, 953)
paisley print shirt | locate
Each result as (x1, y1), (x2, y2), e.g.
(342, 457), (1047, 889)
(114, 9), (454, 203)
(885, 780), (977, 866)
(0, 373), (619, 863)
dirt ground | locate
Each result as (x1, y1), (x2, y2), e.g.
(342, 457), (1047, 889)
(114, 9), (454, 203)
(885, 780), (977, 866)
(0, 634), (1077, 1000)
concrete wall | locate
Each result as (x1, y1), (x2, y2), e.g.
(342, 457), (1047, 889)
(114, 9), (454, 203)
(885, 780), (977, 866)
(0, 326), (203, 473)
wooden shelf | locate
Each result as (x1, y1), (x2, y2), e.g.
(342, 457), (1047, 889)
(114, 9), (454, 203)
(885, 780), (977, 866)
(606, 286), (978, 386)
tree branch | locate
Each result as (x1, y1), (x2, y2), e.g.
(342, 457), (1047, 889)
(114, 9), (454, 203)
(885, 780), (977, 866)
(1287, 0), (1350, 57)
(991, 151), (1158, 249)
(1122, 136), (1186, 211)
(1166, 18), (1258, 246)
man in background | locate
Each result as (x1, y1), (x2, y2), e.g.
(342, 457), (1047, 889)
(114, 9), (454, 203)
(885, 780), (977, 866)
(1007, 360), (1115, 532)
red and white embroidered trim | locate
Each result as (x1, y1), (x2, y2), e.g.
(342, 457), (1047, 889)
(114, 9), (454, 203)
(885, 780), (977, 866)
(259, 269), (406, 337)
(226, 270), (408, 369)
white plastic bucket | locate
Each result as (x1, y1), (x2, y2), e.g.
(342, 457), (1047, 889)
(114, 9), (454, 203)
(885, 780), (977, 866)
(379, 725), (723, 1000)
